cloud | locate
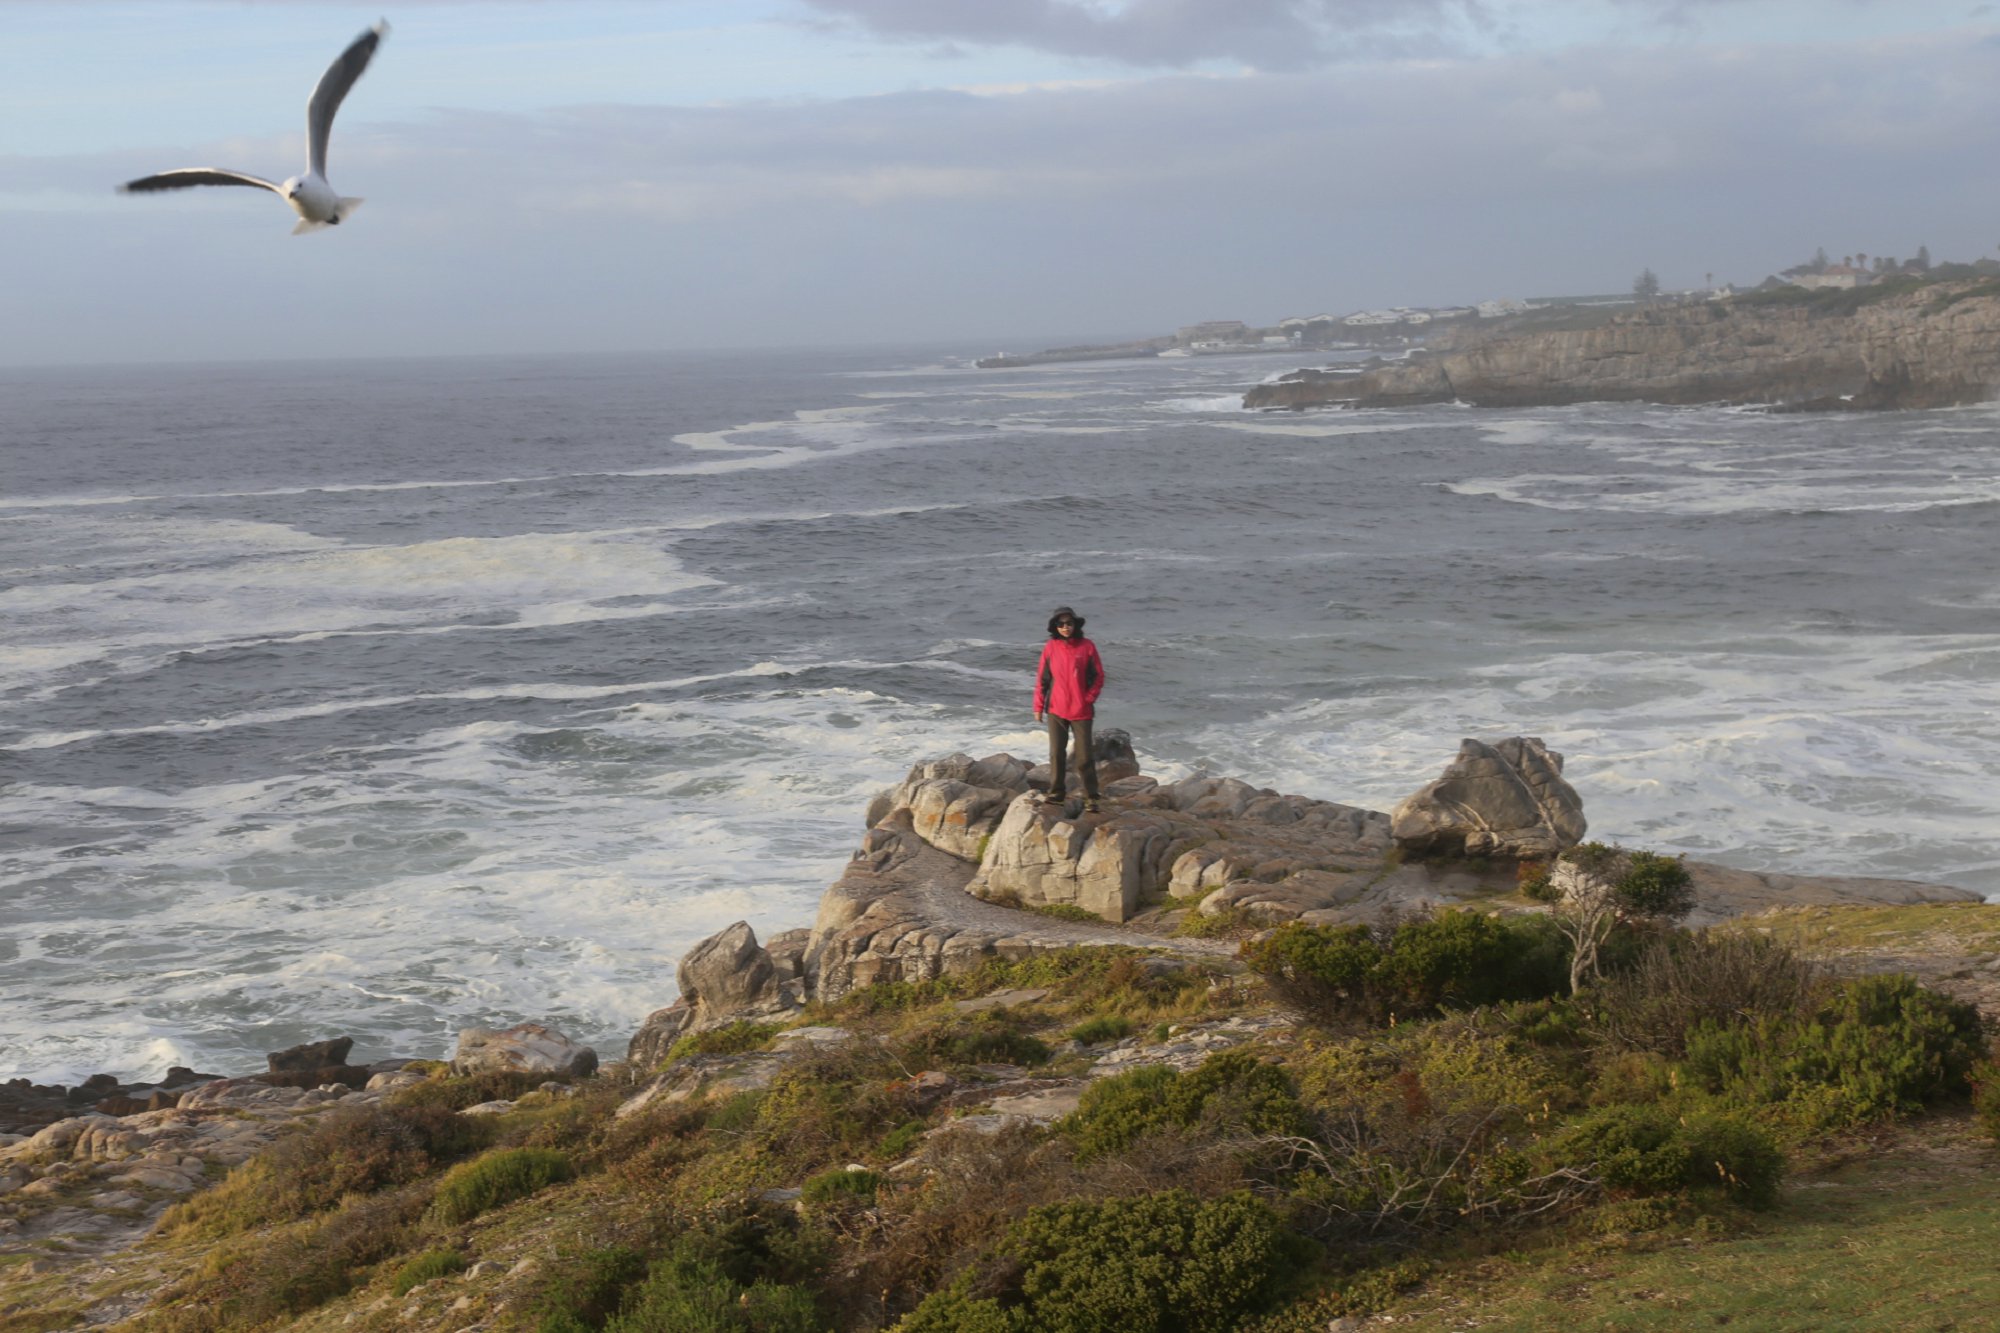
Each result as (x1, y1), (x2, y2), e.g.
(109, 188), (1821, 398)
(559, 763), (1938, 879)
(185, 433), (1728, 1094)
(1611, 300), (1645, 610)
(796, 0), (1494, 70)
(9, 27), (2000, 362)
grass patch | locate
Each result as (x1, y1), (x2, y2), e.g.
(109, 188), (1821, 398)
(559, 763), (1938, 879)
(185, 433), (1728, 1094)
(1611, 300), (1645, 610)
(390, 1247), (467, 1295)
(427, 1147), (572, 1226)
(664, 1020), (781, 1064)
(1384, 1121), (2000, 1331)
(1752, 901), (2000, 954)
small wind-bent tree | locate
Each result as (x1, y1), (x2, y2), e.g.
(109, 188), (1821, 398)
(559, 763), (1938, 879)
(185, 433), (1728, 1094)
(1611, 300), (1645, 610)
(1546, 843), (1695, 993)
(1632, 268), (1661, 301)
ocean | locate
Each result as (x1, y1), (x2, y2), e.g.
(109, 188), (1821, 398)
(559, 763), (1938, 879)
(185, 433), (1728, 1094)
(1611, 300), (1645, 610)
(5, 344), (1999, 1084)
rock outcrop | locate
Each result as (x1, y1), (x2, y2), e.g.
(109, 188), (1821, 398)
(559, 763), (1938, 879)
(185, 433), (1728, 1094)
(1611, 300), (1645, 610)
(1391, 736), (1586, 860)
(1243, 283), (2000, 412)
(627, 731), (1986, 1063)
(450, 1023), (598, 1079)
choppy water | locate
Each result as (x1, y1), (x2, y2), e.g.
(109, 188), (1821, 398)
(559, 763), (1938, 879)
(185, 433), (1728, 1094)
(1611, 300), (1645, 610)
(5, 346), (1999, 1083)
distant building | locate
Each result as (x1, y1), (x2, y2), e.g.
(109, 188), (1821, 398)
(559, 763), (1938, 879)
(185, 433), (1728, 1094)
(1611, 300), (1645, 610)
(1476, 298), (1530, 318)
(1176, 320), (1249, 344)
(1791, 264), (1869, 290)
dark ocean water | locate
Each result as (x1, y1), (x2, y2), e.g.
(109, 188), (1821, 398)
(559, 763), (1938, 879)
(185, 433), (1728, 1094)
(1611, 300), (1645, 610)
(5, 345), (1999, 1081)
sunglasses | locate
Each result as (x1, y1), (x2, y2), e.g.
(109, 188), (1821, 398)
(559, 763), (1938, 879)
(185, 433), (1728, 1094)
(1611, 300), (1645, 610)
(1055, 620), (1078, 628)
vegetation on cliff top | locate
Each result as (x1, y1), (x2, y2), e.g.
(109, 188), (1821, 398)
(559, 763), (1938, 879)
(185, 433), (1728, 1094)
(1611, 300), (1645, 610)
(50, 900), (1999, 1333)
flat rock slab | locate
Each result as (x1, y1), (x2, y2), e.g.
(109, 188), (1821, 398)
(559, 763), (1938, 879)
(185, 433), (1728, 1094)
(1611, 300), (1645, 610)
(982, 1085), (1084, 1122)
(769, 1026), (854, 1050)
(952, 988), (1050, 1014)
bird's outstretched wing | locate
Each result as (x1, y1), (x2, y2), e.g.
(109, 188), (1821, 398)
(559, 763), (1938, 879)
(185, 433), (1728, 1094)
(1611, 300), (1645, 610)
(119, 168), (282, 195)
(308, 21), (387, 179)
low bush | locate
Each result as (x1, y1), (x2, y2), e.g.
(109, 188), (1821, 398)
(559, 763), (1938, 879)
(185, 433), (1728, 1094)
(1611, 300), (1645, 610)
(428, 1147), (573, 1226)
(390, 1068), (553, 1112)
(1589, 929), (1825, 1055)
(1065, 1050), (1306, 1159)
(1974, 1058), (2000, 1144)
(391, 1247), (467, 1295)
(1550, 1104), (1783, 1209)
(598, 1209), (828, 1333)
(895, 1012), (1051, 1070)
(151, 1183), (431, 1330)
(896, 1190), (1302, 1333)
(1682, 973), (1984, 1129)
(1068, 1014), (1135, 1046)
(800, 1166), (881, 1207)
(532, 1245), (648, 1332)
(1242, 912), (1566, 1026)
(664, 1021), (782, 1064)
(162, 1103), (488, 1238)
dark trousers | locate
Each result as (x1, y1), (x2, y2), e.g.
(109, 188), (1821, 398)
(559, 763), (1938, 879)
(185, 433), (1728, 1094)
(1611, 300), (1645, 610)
(1047, 715), (1099, 799)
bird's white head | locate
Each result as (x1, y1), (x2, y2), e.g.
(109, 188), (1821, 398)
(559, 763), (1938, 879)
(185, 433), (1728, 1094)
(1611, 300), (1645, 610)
(282, 174), (339, 223)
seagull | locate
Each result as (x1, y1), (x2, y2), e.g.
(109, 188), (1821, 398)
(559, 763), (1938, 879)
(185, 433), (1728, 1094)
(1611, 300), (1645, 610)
(119, 21), (388, 235)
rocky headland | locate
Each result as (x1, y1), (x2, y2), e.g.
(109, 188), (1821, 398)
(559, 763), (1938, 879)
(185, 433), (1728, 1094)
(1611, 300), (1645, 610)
(3, 732), (1992, 1330)
(1243, 279), (2000, 412)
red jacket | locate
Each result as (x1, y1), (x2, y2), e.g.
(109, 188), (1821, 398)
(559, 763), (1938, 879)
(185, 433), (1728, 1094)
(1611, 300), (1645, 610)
(1034, 636), (1105, 721)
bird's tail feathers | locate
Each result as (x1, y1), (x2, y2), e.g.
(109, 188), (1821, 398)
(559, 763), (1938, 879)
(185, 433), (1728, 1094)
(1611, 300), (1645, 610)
(292, 218), (331, 236)
(334, 197), (365, 223)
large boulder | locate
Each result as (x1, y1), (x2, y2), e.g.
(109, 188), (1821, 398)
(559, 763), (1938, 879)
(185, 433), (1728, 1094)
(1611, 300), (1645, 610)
(972, 792), (1200, 922)
(1390, 736), (1586, 860)
(451, 1022), (598, 1079)
(627, 920), (805, 1067)
(865, 752), (1033, 861)
(971, 775), (1393, 923)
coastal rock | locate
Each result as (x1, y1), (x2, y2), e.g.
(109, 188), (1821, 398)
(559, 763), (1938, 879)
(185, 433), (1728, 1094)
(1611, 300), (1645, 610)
(866, 751), (1033, 860)
(1242, 282), (2000, 413)
(627, 921), (805, 1065)
(973, 774), (1394, 923)
(1391, 737), (1586, 860)
(266, 1036), (354, 1073)
(450, 1023), (598, 1079)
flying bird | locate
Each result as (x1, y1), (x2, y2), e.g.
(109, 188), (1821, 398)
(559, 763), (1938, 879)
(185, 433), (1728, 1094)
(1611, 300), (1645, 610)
(119, 21), (388, 235)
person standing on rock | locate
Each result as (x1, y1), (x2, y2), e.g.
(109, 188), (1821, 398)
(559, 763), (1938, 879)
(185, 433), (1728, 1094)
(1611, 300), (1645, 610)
(1032, 605), (1106, 813)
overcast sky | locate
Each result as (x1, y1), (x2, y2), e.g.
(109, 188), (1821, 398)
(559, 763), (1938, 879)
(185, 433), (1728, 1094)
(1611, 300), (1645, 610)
(4, 0), (1998, 365)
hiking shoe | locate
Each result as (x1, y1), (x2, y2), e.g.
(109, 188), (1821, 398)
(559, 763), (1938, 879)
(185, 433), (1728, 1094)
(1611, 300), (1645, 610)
(1083, 798), (1102, 814)
(1042, 791), (1068, 806)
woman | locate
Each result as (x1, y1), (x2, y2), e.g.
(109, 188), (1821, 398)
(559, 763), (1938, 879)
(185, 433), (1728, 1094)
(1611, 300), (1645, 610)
(1031, 605), (1106, 813)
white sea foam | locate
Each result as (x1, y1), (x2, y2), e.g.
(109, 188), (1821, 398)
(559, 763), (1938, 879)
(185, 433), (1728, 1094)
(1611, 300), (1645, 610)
(0, 526), (714, 696)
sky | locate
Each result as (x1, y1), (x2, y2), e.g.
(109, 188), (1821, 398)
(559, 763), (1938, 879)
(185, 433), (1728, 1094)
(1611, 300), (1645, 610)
(3, 0), (2000, 364)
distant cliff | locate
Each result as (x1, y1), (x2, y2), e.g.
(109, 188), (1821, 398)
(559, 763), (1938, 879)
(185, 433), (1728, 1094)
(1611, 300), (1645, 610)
(1243, 280), (2000, 412)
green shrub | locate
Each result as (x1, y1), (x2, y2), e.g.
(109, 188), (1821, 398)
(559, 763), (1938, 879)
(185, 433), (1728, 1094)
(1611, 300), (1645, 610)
(1551, 1104), (1782, 1208)
(1242, 913), (1566, 1025)
(391, 1248), (467, 1295)
(895, 1012), (1051, 1070)
(607, 1267), (821, 1333)
(1682, 973), (1984, 1127)
(1065, 1050), (1306, 1159)
(799, 1166), (881, 1207)
(1590, 929), (1824, 1055)
(1974, 1058), (2000, 1144)
(157, 1182), (431, 1327)
(876, 1120), (927, 1160)
(602, 1210), (827, 1332)
(896, 1190), (1300, 1333)
(1068, 1014), (1136, 1045)
(428, 1147), (573, 1226)
(162, 1102), (488, 1238)
(1240, 922), (1378, 1017)
(664, 1021), (781, 1064)
(390, 1068), (552, 1111)
(1376, 910), (1567, 1012)
(533, 1245), (648, 1333)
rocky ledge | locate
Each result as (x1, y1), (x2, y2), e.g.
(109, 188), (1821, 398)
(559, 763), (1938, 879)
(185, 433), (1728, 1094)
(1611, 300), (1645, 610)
(1243, 280), (2000, 412)
(631, 731), (1979, 1060)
